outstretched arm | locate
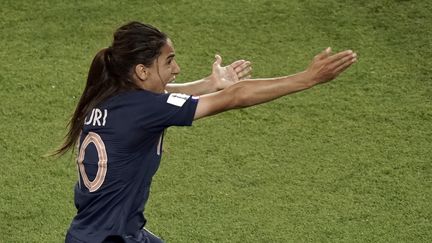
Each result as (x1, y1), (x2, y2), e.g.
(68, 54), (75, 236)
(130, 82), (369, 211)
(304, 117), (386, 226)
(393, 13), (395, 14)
(194, 48), (357, 119)
(165, 55), (252, 95)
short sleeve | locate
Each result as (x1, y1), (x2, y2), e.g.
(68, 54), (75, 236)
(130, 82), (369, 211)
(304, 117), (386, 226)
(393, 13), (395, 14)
(133, 92), (199, 131)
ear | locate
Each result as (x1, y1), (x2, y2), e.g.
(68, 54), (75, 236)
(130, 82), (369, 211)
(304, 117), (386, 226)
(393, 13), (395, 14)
(134, 64), (150, 81)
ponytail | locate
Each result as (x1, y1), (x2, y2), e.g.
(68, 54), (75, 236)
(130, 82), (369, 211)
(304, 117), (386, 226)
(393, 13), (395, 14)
(54, 21), (167, 156)
(54, 49), (108, 155)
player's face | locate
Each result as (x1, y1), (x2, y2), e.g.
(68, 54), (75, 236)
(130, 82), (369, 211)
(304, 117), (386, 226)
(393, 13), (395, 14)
(142, 39), (180, 93)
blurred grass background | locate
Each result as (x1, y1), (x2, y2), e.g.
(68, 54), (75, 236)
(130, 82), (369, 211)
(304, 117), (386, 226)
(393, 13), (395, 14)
(1, 0), (431, 242)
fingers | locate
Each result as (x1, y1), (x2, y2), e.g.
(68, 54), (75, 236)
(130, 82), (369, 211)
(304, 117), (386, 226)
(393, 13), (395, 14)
(334, 54), (357, 75)
(233, 60), (251, 72)
(230, 60), (251, 71)
(330, 51), (357, 71)
(237, 68), (252, 79)
(309, 48), (357, 84)
(230, 59), (246, 69)
(327, 50), (354, 64)
(217, 55), (253, 80)
(235, 61), (252, 79)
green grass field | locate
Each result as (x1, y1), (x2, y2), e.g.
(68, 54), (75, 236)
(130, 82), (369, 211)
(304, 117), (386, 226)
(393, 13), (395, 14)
(1, 0), (431, 242)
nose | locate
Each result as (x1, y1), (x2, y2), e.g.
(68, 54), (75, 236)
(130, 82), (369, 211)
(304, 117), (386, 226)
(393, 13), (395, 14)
(172, 60), (180, 75)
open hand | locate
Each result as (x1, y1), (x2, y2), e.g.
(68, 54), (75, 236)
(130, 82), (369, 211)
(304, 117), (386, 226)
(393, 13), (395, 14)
(210, 55), (252, 90)
(306, 47), (357, 85)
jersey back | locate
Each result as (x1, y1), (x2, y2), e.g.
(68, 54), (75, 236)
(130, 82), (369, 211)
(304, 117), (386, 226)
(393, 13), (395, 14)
(67, 90), (198, 242)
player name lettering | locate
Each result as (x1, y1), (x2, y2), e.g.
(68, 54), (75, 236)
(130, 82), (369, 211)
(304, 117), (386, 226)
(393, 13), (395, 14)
(84, 108), (108, 126)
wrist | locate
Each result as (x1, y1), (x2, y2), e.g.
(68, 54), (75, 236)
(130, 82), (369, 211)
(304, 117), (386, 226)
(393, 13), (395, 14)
(207, 75), (223, 91)
(299, 70), (317, 88)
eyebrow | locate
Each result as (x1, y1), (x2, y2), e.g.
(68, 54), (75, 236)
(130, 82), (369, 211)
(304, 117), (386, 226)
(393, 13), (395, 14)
(167, 53), (175, 60)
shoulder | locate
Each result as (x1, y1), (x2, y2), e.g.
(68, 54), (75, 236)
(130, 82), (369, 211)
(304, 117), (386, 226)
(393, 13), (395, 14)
(100, 90), (159, 108)
(119, 90), (195, 107)
(101, 90), (197, 116)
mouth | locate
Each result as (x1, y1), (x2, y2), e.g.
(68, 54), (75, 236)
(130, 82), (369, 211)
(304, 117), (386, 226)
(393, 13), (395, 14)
(169, 75), (176, 83)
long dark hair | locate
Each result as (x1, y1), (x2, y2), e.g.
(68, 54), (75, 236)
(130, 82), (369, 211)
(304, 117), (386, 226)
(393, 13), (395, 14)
(55, 21), (167, 156)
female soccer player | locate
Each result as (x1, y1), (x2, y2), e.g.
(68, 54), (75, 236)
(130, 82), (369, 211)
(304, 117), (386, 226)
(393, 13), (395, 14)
(58, 21), (356, 243)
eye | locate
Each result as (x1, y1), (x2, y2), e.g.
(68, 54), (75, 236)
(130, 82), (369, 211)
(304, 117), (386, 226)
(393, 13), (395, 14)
(167, 56), (175, 65)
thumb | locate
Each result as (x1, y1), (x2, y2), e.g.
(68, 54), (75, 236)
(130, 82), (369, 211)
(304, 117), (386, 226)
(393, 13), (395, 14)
(315, 47), (332, 60)
(213, 54), (222, 67)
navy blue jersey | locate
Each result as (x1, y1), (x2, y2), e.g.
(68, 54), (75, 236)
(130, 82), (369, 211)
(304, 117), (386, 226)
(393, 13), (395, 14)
(66, 90), (198, 242)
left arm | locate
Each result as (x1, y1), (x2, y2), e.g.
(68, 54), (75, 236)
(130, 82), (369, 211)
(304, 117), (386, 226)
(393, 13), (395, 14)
(165, 55), (252, 95)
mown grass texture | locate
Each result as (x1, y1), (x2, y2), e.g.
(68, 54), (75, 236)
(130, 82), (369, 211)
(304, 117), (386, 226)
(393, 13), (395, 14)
(0, 0), (431, 242)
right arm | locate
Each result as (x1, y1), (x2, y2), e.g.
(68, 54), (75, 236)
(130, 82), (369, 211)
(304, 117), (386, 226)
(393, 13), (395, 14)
(165, 55), (252, 96)
(194, 48), (357, 120)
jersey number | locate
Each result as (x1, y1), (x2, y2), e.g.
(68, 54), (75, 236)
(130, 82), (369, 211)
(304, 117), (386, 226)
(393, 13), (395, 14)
(77, 132), (108, 192)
